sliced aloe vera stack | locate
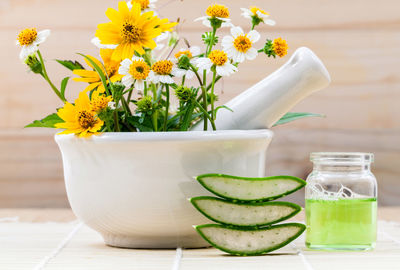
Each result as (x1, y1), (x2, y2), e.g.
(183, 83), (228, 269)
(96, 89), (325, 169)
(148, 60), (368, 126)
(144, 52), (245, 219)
(195, 223), (305, 256)
(190, 196), (301, 227)
(196, 174), (306, 202)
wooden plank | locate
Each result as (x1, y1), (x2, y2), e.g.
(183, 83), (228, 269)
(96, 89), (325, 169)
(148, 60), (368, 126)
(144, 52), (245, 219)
(1, 0), (399, 30)
(1, 208), (400, 223)
(0, 211), (399, 270)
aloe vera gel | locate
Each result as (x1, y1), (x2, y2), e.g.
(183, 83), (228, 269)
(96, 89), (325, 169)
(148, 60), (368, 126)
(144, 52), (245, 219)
(305, 153), (377, 250)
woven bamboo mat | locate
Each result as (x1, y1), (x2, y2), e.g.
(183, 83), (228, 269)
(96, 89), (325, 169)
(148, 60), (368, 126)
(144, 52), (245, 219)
(1, 220), (400, 270)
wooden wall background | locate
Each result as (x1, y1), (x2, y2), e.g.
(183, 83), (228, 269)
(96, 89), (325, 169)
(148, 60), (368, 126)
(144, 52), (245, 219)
(0, 0), (399, 207)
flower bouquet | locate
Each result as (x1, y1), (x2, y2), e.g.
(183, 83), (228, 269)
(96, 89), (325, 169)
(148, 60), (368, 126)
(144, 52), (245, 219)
(16, 1), (330, 248)
(17, 1), (299, 136)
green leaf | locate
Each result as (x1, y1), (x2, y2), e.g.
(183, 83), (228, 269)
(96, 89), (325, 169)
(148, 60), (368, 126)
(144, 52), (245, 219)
(273, 112), (325, 127)
(202, 32), (218, 46)
(60, 77), (70, 100)
(56, 60), (84, 71)
(77, 53), (109, 94)
(126, 116), (153, 132)
(25, 113), (63, 128)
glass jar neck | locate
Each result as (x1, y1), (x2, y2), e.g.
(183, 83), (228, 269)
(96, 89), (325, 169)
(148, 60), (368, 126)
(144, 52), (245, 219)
(313, 162), (371, 173)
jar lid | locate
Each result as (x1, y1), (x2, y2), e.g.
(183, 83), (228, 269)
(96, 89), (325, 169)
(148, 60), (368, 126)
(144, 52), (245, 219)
(310, 152), (374, 164)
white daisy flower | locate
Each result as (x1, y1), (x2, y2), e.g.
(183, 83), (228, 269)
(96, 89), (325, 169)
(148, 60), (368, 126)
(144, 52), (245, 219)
(127, 0), (157, 12)
(16, 28), (50, 60)
(240, 7), (276, 26)
(148, 60), (176, 84)
(91, 37), (118, 50)
(222, 26), (260, 63)
(173, 46), (201, 79)
(196, 50), (237, 77)
(118, 56), (151, 90)
(194, 4), (232, 28)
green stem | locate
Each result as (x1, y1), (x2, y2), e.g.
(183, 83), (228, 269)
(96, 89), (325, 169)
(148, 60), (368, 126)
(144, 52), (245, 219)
(163, 84), (170, 131)
(194, 99), (216, 131)
(121, 96), (132, 116)
(144, 82), (148, 96)
(207, 75), (221, 91)
(127, 86), (134, 103)
(189, 63), (208, 130)
(210, 70), (217, 121)
(152, 84), (158, 131)
(202, 70), (208, 130)
(181, 75), (186, 85)
(207, 27), (217, 56)
(113, 110), (120, 132)
(37, 50), (66, 103)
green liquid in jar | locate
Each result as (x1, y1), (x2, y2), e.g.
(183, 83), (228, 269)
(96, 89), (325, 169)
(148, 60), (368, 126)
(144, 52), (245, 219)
(306, 198), (377, 250)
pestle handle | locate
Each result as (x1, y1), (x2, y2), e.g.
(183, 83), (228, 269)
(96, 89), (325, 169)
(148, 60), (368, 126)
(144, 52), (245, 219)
(191, 47), (331, 131)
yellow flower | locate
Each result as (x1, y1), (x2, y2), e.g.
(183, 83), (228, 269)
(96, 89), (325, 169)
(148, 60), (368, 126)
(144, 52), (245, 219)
(128, 0), (157, 11)
(148, 60), (175, 84)
(195, 4), (231, 28)
(16, 28), (51, 60)
(206, 4), (229, 18)
(95, 1), (177, 60)
(91, 90), (113, 113)
(273, 38), (288, 57)
(208, 50), (228, 66)
(73, 49), (123, 92)
(196, 50), (238, 77)
(55, 91), (104, 138)
(241, 7), (275, 26)
(249, 6), (268, 16)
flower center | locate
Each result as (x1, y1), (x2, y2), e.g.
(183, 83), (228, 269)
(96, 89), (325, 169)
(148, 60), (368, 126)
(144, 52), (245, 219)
(208, 50), (228, 66)
(17, 28), (38, 46)
(206, 4), (229, 18)
(175, 50), (192, 59)
(129, 60), (151, 80)
(152, 60), (173, 75)
(91, 96), (112, 112)
(131, 0), (150, 10)
(250, 6), (268, 16)
(121, 22), (142, 43)
(106, 63), (119, 77)
(273, 37), (288, 57)
(233, 35), (252, 53)
(78, 110), (97, 129)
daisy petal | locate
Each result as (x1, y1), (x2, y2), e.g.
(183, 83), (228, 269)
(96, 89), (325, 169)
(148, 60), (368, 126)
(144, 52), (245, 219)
(202, 20), (212, 28)
(247, 30), (260, 43)
(222, 36), (234, 47)
(194, 16), (208, 22)
(34, 29), (51, 45)
(134, 79), (145, 90)
(121, 75), (134, 88)
(264, 19), (276, 26)
(231, 26), (244, 38)
(245, 48), (258, 60)
(20, 45), (38, 60)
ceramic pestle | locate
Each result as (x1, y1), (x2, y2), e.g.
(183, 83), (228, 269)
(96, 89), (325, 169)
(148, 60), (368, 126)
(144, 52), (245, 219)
(191, 47), (331, 131)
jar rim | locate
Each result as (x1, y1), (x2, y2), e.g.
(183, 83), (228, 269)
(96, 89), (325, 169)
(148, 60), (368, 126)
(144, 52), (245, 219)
(310, 152), (374, 164)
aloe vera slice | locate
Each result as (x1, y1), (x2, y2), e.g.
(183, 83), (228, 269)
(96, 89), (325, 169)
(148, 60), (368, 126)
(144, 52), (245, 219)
(190, 196), (301, 227)
(195, 223), (305, 256)
(196, 174), (306, 202)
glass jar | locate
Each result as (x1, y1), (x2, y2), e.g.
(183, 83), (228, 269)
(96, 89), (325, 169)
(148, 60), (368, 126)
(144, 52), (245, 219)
(305, 152), (377, 250)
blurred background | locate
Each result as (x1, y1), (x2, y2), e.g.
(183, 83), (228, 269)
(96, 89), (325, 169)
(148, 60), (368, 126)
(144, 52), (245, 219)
(0, 0), (399, 207)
